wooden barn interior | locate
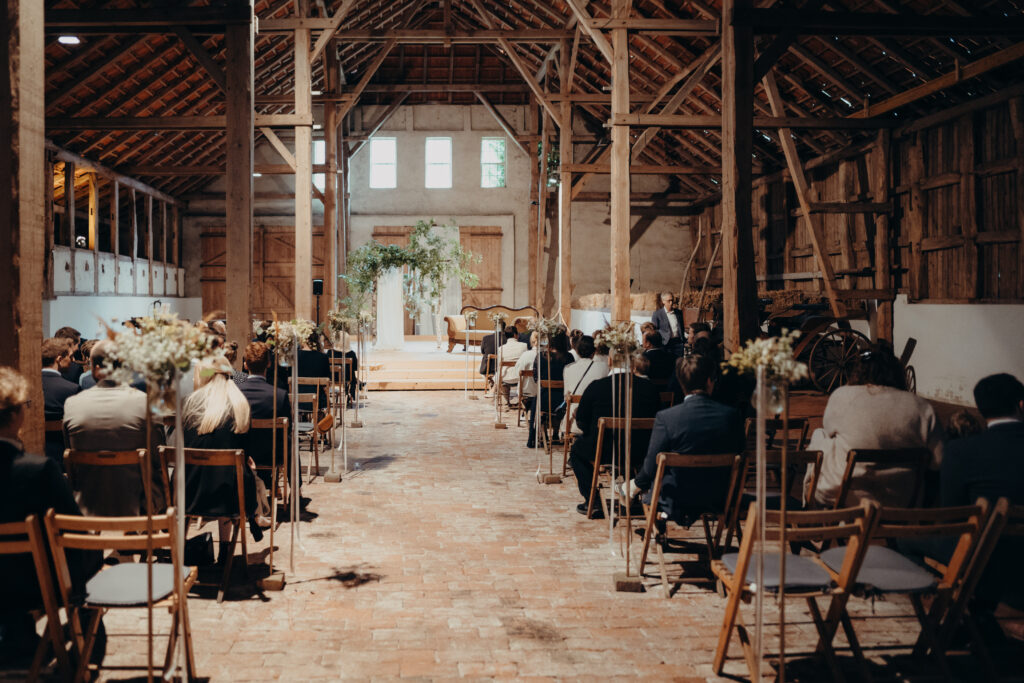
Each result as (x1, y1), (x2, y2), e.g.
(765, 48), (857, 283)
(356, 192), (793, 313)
(3, 0), (1024, 680)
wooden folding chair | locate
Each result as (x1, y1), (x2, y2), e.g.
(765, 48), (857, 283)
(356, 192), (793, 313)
(485, 354), (497, 394)
(44, 508), (198, 682)
(931, 498), (1021, 679)
(163, 447), (248, 603)
(328, 356), (353, 422)
(711, 500), (879, 680)
(0, 515), (71, 681)
(293, 380), (324, 483)
(561, 393), (582, 477)
(536, 379), (564, 450)
(743, 416), (811, 452)
(818, 501), (988, 680)
(658, 391), (675, 409)
(497, 359), (517, 407)
(64, 449), (149, 512)
(516, 369), (533, 427)
(833, 447), (932, 509)
(248, 417), (290, 506)
(638, 452), (744, 592)
(584, 417), (656, 520)
(724, 449), (824, 551)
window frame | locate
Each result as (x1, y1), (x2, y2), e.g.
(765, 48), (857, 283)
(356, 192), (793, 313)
(424, 136), (453, 189)
(480, 136), (507, 189)
(368, 136), (398, 189)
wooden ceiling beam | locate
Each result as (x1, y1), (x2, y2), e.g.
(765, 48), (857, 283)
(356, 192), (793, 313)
(735, 8), (1024, 37)
(172, 27), (227, 93)
(348, 93), (409, 157)
(473, 91), (530, 155)
(563, 0), (613, 63)
(45, 7), (251, 32)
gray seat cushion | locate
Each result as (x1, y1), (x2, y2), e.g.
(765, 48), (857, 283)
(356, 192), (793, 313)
(296, 421), (315, 433)
(821, 544), (937, 594)
(85, 562), (176, 606)
(721, 552), (833, 592)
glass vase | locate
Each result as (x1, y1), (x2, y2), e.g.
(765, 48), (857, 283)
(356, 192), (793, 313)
(148, 381), (176, 418)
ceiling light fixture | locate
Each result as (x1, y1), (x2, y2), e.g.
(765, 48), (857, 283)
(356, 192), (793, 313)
(58, 35), (81, 45)
(252, 172), (262, 177)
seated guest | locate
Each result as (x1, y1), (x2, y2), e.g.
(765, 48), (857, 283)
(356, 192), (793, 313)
(180, 357), (262, 556)
(42, 337), (80, 464)
(640, 321), (657, 338)
(77, 339), (99, 389)
(0, 367), (102, 667)
(54, 326), (85, 384)
(946, 409), (983, 441)
(568, 329), (584, 361)
(805, 348), (943, 508)
(497, 325), (528, 399)
(63, 341), (167, 516)
(479, 326), (508, 395)
(563, 336), (609, 420)
(296, 331), (330, 411)
(223, 341), (246, 385)
(686, 322), (711, 349)
(642, 331), (675, 384)
(568, 357), (661, 516)
(324, 332), (359, 402)
(527, 330), (572, 448)
(652, 292), (686, 348)
(512, 332), (539, 408)
(239, 342), (292, 492)
(621, 355), (745, 524)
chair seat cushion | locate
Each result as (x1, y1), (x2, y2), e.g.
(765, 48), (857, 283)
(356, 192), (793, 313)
(85, 562), (176, 606)
(821, 544), (937, 594)
(721, 551), (833, 593)
(296, 421), (315, 432)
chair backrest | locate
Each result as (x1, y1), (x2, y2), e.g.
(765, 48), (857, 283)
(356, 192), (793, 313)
(872, 501), (988, 590)
(594, 417), (658, 465)
(295, 392), (318, 413)
(248, 417), (289, 467)
(835, 447), (932, 509)
(565, 394), (582, 429)
(734, 500), (879, 591)
(659, 391), (675, 408)
(653, 452), (745, 521)
(538, 379), (564, 389)
(45, 419), (63, 433)
(64, 449), (147, 494)
(328, 357), (352, 384)
(0, 515), (60, 608)
(297, 376), (330, 387)
(519, 369), (533, 380)
(737, 449), (824, 503)
(44, 508), (180, 609)
(744, 416), (811, 451)
(179, 448), (247, 520)
(500, 360), (516, 368)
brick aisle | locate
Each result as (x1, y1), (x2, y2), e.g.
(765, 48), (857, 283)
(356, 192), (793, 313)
(93, 390), (955, 681)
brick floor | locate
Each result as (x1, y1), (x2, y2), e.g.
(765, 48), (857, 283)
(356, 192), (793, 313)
(84, 390), (1017, 681)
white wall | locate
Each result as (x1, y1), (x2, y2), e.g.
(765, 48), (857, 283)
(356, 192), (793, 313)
(893, 294), (1024, 406)
(44, 296), (202, 339)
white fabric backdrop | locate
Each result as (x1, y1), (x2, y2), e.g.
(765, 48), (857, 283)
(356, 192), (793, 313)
(375, 267), (406, 350)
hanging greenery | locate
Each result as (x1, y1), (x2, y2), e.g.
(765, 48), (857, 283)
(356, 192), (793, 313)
(537, 141), (560, 187)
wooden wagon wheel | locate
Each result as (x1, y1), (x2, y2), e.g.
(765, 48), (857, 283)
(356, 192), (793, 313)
(808, 328), (871, 393)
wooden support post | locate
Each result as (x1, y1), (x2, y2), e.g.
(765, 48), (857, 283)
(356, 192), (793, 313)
(837, 162), (856, 272)
(294, 25), (314, 320)
(339, 124), (350, 299)
(324, 37), (340, 312)
(1010, 98), (1024, 299)
(145, 194), (153, 296)
(44, 158), (54, 300)
(558, 39), (573, 324)
(129, 188), (138, 295)
(958, 115), (979, 300)
(763, 72), (846, 318)
(0, 0), (46, 451)
(225, 6), (254, 361)
(872, 130), (893, 342)
(528, 101), (540, 307)
(110, 181), (119, 264)
(63, 161), (76, 292)
(539, 106), (550, 312)
(720, 0), (760, 350)
(906, 134), (926, 301)
(87, 173), (98, 293)
(609, 0), (631, 323)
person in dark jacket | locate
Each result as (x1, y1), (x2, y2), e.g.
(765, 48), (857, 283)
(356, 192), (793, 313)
(479, 327), (508, 393)
(180, 358), (261, 561)
(0, 366), (101, 665)
(53, 326), (85, 385)
(622, 354), (744, 524)
(41, 337), (80, 465)
(568, 363), (662, 516)
(651, 292), (686, 347)
(239, 342), (292, 491)
(527, 330), (572, 448)
(641, 331), (676, 384)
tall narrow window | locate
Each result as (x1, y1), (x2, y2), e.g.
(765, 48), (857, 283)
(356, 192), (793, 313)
(480, 137), (506, 188)
(424, 137), (452, 189)
(369, 137), (397, 188)
(313, 139), (326, 192)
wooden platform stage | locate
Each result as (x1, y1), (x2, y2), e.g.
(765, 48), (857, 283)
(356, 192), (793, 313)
(366, 335), (483, 391)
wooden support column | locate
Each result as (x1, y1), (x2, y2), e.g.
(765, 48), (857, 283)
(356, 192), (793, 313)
(339, 122), (350, 299)
(609, 0), (631, 323)
(87, 173), (99, 293)
(539, 105), (550, 312)
(872, 130), (893, 342)
(145, 194), (153, 296)
(720, 0), (759, 350)
(63, 161), (76, 292)
(527, 101), (540, 307)
(1010, 97), (1024, 299)
(0, 0), (45, 451)
(225, 5), (254, 361)
(958, 115), (979, 300)
(906, 134), (926, 301)
(323, 37), (340, 312)
(44, 158), (54, 300)
(110, 181), (119, 265)
(558, 39), (573, 324)
(129, 188), (138, 295)
(294, 24), (314, 320)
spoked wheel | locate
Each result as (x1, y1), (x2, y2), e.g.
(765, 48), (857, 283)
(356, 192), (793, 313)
(808, 328), (871, 393)
(905, 365), (917, 394)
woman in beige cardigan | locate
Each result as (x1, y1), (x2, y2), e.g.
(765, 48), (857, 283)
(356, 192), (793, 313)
(806, 349), (944, 508)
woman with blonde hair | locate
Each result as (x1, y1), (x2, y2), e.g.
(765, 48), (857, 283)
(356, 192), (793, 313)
(181, 357), (262, 559)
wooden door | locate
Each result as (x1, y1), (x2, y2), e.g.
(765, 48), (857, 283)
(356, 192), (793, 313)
(460, 226), (502, 308)
(371, 226), (416, 336)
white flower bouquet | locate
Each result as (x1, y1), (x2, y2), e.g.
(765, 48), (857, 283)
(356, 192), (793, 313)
(465, 310), (478, 327)
(723, 329), (808, 384)
(595, 321), (639, 355)
(265, 319), (318, 359)
(327, 308), (359, 335)
(489, 312), (507, 326)
(104, 311), (220, 386)
(527, 316), (564, 339)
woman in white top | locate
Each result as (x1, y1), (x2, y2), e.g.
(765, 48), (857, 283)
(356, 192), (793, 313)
(562, 335), (610, 434)
(805, 348), (944, 508)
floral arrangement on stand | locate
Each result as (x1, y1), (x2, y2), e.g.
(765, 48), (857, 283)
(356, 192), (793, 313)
(489, 312), (507, 327)
(594, 321), (640, 364)
(327, 308), (359, 337)
(104, 311), (221, 390)
(465, 310), (478, 327)
(527, 316), (564, 340)
(255, 319), (318, 366)
(723, 329), (807, 412)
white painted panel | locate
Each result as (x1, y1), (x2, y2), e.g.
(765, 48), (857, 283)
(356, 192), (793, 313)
(116, 257), (134, 295)
(97, 253), (117, 294)
(152, 264), (165, 296)
(45, 296), (203, 338)
(53, 247), (72, 294)
(73, 251), (95, 294)
(135, 262), (149, 295)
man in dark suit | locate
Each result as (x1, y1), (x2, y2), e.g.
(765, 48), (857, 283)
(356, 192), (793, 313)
(641, 331), (676, 384)
(239, 342), (292, 490)
(622, 354), (744, 524)
(651, 292), (686, 348)
(478, 328), (508, 394)
(568, 365), (662, 517)
(41, 337), (80, 465)
(54, 326), (85, 385)
(0, 366), (101, 665)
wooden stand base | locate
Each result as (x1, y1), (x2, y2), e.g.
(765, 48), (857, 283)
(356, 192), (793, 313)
(350, 421), (363, 428)
(614, 572), (644, 593)
(541, 473), (561, 484)
(493, 422), (507, 429)
(259, 572), (286, 591)
(323, 471), (343, 483)
(467, 395), (480, 400)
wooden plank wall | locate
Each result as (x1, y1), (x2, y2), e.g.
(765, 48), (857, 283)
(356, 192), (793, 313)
(687, 99), (1024, 304)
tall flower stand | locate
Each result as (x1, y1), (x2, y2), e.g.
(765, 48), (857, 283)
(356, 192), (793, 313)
(493, 320), (506, 430)
(611, 354), (643, 593)
(350, 322), (364, 428)
(324, 336), (346, 484)
(259, 352), (287, 590)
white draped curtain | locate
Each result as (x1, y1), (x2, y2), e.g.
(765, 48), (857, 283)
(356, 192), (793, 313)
(375, 267), (405, 350)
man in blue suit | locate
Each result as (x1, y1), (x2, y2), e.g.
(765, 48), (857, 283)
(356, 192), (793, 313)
(621, 354), (744, 524)
(41, 337), (80, 464)
(239, 342), (292, 492)
(651, 292), (686, 348)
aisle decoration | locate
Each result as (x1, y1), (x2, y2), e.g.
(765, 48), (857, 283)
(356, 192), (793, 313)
(465, 310), (479, 399)
(529, 317), (566, 484)
(492, 315), (507, 430)
(722, 329), (807, 682)
(594, 322), (641, 581)
(102, 311), (221, 679)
